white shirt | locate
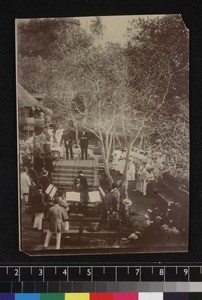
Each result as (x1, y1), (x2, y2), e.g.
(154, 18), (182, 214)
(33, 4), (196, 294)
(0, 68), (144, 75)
(20, 172), (31, 198)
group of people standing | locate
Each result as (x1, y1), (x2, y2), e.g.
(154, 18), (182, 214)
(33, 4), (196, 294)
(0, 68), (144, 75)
(55, 125), (89, 160)
(20, 162), (91, 249)
(111, 147), (168, 197)
(20, 162), (53, 231)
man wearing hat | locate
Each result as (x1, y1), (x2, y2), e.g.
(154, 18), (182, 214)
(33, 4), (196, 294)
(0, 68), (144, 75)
(104, 183), (120, 212)
(79, 130), (89, 159)
(44, 196), (68, 250)
(32, 184), (45, 231)
(60, 129), (74, 159)
(39, 169), (51, 193)
(120, 198), (132, 226)
(20, 166), (31, 212)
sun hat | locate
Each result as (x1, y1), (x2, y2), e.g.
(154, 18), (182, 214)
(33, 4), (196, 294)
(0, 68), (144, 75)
(123, 198), (132, 206)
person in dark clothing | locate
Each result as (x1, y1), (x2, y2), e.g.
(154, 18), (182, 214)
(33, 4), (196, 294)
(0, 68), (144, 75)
(29, 183), (37, 223)
(32, 184), (45, 230)
(74, 171), (88, 192)
(99, 172), (112, 194)
(60, 130), (74, 159)
(45, 152), (54, 181)
(39, 169), (51, 193)
(33, 151), (45, 174)
(79, 130), (88, 159)
(104, 186), (120, 212)
(73, 178), (88, 204)
(22, 153), (32, 169)
(28, 163), (38, 184)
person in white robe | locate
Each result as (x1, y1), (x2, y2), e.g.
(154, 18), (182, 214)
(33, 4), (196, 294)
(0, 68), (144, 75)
(127, 160), (136, 181)
(55, 125), (64, 144)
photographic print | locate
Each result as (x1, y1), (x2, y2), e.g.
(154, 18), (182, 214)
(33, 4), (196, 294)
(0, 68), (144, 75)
(16, 15), (189, 255)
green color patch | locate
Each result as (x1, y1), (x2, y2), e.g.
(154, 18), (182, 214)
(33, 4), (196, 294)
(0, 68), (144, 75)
(40, 294), (65, 300)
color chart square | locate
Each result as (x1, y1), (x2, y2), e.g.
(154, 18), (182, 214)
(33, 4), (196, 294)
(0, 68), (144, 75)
(139, 293), (163, 300)
(114, 292), (138, 300)
(15, 294), (40, 300)
(0, 294), (15, 300)
(65, 293), (89, 300)
(90, 293), (114, 300)
(40, 293), (64, 300)
(163, 293), (188, 300)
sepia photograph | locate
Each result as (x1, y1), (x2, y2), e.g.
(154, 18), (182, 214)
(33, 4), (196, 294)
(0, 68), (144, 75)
(16, 15), (189, 255)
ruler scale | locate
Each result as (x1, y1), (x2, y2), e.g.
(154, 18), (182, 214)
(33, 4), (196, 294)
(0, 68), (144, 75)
(0, 265), (202, 293)
(0, 266), (196, 282)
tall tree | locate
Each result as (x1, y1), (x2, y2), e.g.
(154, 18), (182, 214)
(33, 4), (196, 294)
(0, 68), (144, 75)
(17, 18), (92, 59)
(124, 14), (189, 182)
(90, 17), (106, 37)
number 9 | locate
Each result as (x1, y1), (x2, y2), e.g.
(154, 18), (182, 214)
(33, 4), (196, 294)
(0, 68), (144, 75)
(184, 268), (188, 276)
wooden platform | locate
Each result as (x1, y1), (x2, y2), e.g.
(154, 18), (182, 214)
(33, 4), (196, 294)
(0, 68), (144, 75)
(52, 158), (99, 187)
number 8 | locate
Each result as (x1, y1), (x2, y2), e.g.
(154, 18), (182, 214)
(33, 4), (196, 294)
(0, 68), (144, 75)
(159, 268), (164, 276)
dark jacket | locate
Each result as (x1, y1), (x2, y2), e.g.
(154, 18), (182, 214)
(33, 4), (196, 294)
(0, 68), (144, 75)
(104, 189), (119, 212)
(79, 131), (88, 148)
(73, 182), (88, 203)
(33, 155), (45, 173)
(28, 168), (38, 184)
(60, 132), (73, 147)
(45, 156), (54, 173)
(74, 175), (88, 191)
(39, 175), (51, 193)
(32, 190), (45, 213)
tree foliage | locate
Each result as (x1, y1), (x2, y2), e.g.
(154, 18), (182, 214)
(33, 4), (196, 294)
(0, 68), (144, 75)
(17, 15), (189, 184)
(17, 18), (92, 59)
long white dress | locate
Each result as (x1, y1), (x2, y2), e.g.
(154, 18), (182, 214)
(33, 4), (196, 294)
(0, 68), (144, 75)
(55, 128), (64, 144)
(127, 162), (136, 181)
(119, 158), (126, 175)
(112, 150), (120, 171)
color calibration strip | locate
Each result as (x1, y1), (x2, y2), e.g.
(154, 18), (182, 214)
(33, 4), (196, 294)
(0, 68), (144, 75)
(2, 282), (202, 293)
(0, 293), (202, 299)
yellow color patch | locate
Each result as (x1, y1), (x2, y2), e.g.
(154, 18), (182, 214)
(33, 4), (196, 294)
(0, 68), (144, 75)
(65, 293), (90, 300)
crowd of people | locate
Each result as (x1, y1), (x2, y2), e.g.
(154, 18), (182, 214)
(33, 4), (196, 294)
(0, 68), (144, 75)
(111, 144), (188, 198)
(20, 161), (92, 249)
(19, 120), (188, 250)
(24, 123), (90, 160)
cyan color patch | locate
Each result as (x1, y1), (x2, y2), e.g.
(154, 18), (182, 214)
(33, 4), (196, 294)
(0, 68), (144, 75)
(15, 294), (40, 300)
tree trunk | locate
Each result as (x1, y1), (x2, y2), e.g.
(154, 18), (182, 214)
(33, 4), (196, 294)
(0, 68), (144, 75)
(100, 141), (113, 185)
(103, 158), (113, 185)
(121, 140), (134, 199)
(75, 128), (79, 145)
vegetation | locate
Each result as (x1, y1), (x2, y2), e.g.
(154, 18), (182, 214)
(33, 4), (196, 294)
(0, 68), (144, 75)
(17, 15), (189, 187)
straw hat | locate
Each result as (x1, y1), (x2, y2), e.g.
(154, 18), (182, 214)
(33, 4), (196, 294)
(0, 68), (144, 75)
(123, 198), (132, 206)
(128, 233), (138, 240)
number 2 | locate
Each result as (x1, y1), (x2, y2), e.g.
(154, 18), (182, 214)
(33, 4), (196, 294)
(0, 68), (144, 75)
(14, 269), (19, 276)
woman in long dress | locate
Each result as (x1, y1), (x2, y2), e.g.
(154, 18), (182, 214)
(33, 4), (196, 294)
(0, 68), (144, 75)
(127, 160), (136, 181)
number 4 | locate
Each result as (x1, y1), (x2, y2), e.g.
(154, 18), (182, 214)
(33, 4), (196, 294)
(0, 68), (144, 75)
(63, 269), (67, 276)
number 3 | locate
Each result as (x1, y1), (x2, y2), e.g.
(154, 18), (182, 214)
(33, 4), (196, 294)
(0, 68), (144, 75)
(39, 269), (43, 276)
